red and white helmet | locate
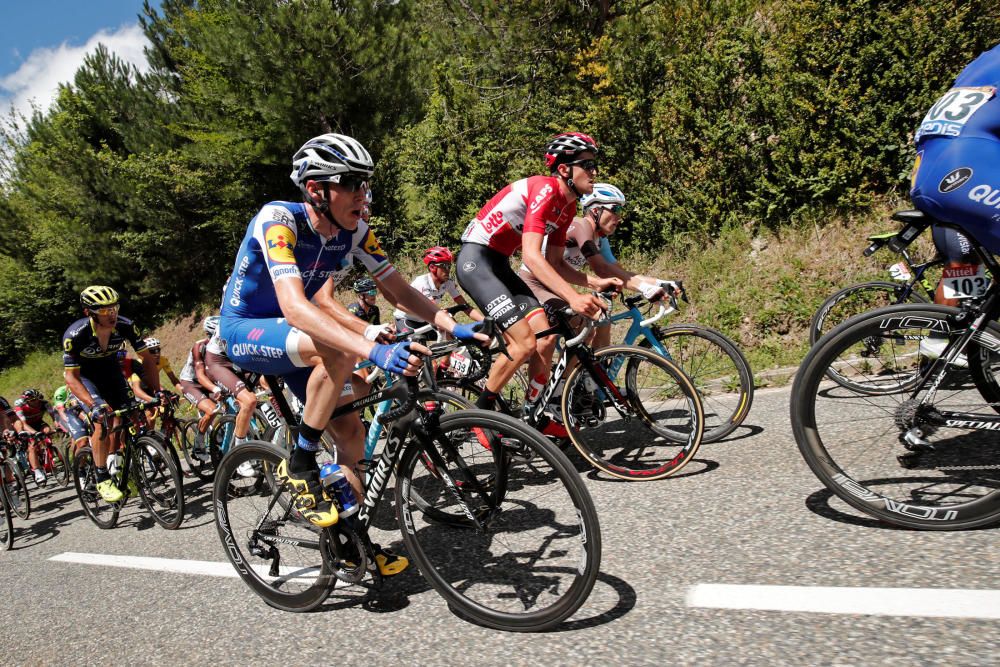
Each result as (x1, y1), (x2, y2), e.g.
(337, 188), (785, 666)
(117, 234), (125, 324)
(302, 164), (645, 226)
(544, 132), (599, 169)
(423, 246), (455, 265)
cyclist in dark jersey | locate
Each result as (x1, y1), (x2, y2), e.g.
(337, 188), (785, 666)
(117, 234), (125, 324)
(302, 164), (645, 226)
(62, 285), (163, 503)
(347, 277), (381, 325)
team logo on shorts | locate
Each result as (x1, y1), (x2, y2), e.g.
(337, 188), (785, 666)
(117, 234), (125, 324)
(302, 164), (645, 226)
(939, 167), (973, 194)
(462, 261), (476, 272)
(265, 224), (296, 264)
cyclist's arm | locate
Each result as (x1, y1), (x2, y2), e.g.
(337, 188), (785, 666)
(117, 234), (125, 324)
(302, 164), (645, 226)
(274, 275), (375, 358)
(523, 231), (587, 302)
(129, 373), (155, 402)
(15, 410), (38, 434)
(136, 349), (162, 393)
(193, 344), (219, 394)
(453, 295), (485, 322)
(311, 280), (369, 336)
(64, 367), (97, 411)
(376, 271), (465, 334)
(162, 361), (182, 392)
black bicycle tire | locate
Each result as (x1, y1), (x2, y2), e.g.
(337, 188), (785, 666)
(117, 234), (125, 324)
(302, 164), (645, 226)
(791, 303), (1000, 530)
(563, 344), (704, 481)
(2, 458), (30, 520)
(72, 446), (120, 529)
(181, 419), (215, 481)
(395, 409), (601, 631)
(133, 434), (185, 529)
(46, 436), (71, 487)
(641, 324), (754, 442)
(0, 489), (12, 550)
(213, 440), (333, 612)
(809, 281), (929, 345)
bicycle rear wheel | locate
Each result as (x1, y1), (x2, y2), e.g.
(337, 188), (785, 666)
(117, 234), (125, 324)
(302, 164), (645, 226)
(396, 409), (601, 631)
(133, 434), (185, 529)
(182, 419), (216, 481)
(2, 458), (30, 520)
(44, 437), (71, 487)
(72, 446), (120, 529)
(563, 345), (704, 480)
(436, 369), (530, 413)
(643, 324), (754, 442)
(792, 303), (1000, 529)
(0, 490), (12, 550)
(213, 440), (333, 612)
(810, 281), (929, 345)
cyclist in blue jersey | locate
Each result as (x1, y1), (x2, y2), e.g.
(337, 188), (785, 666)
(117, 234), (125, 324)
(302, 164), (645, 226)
(218, 133), (484, 563)
(910, 43), (1000, 361)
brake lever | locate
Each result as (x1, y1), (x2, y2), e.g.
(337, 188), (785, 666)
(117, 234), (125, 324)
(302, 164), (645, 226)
(481, 317), (513, 361)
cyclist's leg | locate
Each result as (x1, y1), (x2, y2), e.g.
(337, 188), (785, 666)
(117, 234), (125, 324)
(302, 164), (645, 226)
(205, 352), (257, 438)
(327, 379), (366, 498)
(931, 224), (980, 306)
(178, 380), (217, 433)
(456, 243), (543, 409)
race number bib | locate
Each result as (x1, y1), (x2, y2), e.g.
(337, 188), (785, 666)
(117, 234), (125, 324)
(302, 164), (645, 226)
(915, 86), (996, 141)
(888, 262), (912, 282)
(941, 264), (990, 299)
(450, 349), (473, 377)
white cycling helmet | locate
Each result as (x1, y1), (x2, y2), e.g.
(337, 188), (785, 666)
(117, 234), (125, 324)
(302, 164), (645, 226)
(143, 337), (161, 350)
(290, 133), (375, 195)
(580, 183), (626, 211)
(203, 316), (220, 336)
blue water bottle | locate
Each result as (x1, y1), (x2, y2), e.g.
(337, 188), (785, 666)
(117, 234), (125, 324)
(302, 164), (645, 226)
(319, 463), (359, 519)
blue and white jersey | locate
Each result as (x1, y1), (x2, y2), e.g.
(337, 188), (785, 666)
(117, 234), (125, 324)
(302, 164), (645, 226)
(915, 43), (1000, 145)
(220, 201), (395, 319)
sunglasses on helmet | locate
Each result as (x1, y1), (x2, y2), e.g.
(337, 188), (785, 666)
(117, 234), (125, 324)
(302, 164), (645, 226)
(334, 174), (369, 192)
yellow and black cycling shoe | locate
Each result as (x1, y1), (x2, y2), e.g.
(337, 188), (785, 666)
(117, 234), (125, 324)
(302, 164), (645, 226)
(96, 479), (124, 503)
(274, 459), (339, 528)
(372, 543), (409, 576)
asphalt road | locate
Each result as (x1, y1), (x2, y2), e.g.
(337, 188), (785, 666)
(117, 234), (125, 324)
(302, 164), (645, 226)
(3, 384), (999, 666)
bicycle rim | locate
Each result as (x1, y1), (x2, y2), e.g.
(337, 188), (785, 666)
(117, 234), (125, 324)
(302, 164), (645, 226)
(649, 325), (754, 442)
(564, 345), (704, 480)
(0, 493), (11, 550)
(396, 410), (601, 631)
(72, 447), (119, 529)
(213, 441), (333, 612)
(3, 458), (30, 520)
(134, 435), (185, 529)
(47, 438), (71, 487)
(810, 281), (928, 344)
(792, 303), (1000, 529)
(182, 420), (216, 481)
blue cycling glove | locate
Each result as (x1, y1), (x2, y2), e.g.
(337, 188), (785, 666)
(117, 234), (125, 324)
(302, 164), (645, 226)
(452, 322), (483, 342)
(369, 341), (414, 375)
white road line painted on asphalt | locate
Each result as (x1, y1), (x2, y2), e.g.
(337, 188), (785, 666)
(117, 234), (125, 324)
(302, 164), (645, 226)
(687, 584), (1000, 619)
(49, 551), (321, 582)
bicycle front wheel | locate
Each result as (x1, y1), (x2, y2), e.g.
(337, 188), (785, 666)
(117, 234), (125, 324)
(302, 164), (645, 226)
(396, 409), (601, 632)
(564, 345), (704, 480)
(809, 281), (929, 345)
(72, 446), (119, 529)
(643, 324), (754, 442)
(45, 436), (71, 487)
(133, 434), (185, 529)
(214, 441), (333, 612)
(0, 490), (12, 550)
(792, 303), (1000, 529)
(2, 458), (30, 520)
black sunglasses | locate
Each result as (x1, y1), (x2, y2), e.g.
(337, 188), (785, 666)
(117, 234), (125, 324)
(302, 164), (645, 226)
(334, 174), (369, 192)
(564, 158), (598, 173)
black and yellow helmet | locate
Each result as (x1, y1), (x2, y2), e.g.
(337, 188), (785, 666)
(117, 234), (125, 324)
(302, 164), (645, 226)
(80, 285), (120, 310)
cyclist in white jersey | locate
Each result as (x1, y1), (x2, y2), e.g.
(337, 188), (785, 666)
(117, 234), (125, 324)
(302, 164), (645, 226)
(394, 246), (484, 335)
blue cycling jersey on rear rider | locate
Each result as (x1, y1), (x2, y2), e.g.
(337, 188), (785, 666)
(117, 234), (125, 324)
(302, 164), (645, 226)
(221, 201), (394, 318)
(910, 43), (1000, 253)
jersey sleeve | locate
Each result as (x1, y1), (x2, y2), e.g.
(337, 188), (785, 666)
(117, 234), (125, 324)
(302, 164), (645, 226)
(352, 223), (396, 282)
(253, 205), (302, 284)
(121, 319), (147, 354)
(522, 178), (560, 237)
(566, 220), (597, 256)
(159, 357), (175, 377)
(62, 332), (81, 369)
(444, 279), (462, 299)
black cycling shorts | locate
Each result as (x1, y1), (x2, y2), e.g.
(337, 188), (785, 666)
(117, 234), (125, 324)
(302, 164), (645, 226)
(73, 373), (134, 411)
(456, 243), (543, 332)
(932, 224), (977, 264)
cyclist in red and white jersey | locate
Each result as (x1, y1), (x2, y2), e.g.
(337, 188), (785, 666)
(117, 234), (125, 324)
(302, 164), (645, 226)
(457, 132), (621, 436)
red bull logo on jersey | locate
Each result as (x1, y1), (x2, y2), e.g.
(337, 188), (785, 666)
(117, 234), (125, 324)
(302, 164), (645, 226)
(265, 225), (296, 264)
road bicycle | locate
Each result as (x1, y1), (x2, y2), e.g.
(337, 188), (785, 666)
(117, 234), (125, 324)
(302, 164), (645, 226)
(6, 430), (70, 489)
(439, 293), (705, 480)
(607, 288), (753, 442)
(0, 475), (12, 550)
(213, 333), (601, 631)
(808, 227), (944, 347)
(791, 209), (1000, 530)
(72, 397), (185, 530)
(0, 432), (30, 519)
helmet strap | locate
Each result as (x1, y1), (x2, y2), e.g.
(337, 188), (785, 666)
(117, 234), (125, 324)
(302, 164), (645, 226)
(559, 164), (583, 199)
(305, 182), (345, 233)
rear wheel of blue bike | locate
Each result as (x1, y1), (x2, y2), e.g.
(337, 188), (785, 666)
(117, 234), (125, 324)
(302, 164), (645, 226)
(213, 441), (334, 612)
(642, 324), (754, 442)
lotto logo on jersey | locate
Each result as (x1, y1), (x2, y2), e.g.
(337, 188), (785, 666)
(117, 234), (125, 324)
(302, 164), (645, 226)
(265, 225), (296, 264)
